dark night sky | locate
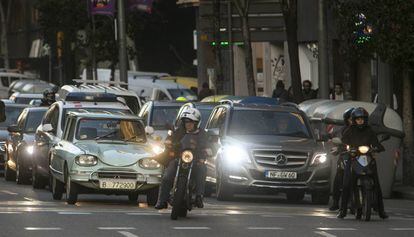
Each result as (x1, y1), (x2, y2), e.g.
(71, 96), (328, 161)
(135, 1), (196, 76)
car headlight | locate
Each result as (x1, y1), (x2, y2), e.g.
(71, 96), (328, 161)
(181, 150), (193, 163)
(358, 146), (370, 154)
(0, 142), (6, 152)
(26, 145), (34, 155)
(223, 145), (251, 164)
(139, 158), (161, 169)
(310, 152), (328, 166)
(75, 155), (98, 166)
(152, 144), (165, 155)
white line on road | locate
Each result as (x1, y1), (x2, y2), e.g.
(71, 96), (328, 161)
(118, 231), (139, 237)
(1, 190), (18, 195)
(126, 212), (162, 216)
(0, 211), (22, 214)
(247, 227), (284, 230)
(390, 228), (414, 231)
(314, 231), (337, 237)
(58, 212), (91, 215)
(25, 227), (62, 231)
(98, 227), (136, 230)
(173, 227), (211, 230)
(24, 197), (38, 201)
(317, 228), (356, 231)
(261, 214), (293, 218)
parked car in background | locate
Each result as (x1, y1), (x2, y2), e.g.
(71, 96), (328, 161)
(8, 79), (55, 97)
(49, 112), (162, 205)
(203, 102), (330, 204)
(0, 103), (28, 175)
(33, 93), (133, 189)
(4, 107), (47, 184)
(9, 92), (43, 104)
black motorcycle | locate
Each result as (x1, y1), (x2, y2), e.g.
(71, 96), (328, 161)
(170, 133), (199, 220)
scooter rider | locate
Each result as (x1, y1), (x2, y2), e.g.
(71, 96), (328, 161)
(337, 107), (388, 219)
(329, 107), (354, 211)
(154, 107), (207, 209)
(40, 89), (56, 106)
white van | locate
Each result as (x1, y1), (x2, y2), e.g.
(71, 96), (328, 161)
(0, 71), (36, 98)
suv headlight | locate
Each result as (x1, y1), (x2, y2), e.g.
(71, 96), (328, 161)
(182, 150), (193, 163)
(75, 155), (98, 166)
(223, 145), (251, 164)
(310, 152), (327, 166)
(139, 158), (161, 169)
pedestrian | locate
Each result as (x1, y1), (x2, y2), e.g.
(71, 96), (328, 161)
(272, 80), (288, 102)
(302, 80), (317, 101)
(198, 82), (214, 101)
(330, 83), (345, 101)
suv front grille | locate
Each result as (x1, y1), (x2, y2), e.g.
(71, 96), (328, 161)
(252, 149), (309, 169)
(98, 172), (137, 179)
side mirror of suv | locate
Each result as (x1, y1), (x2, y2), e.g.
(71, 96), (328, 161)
(42, 124), (54, 133)
(7, 125), (21, 133)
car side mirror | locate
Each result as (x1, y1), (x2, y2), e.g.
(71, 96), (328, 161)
(42, 123), (54, 133)
(332, 137), (342, 145)
(145, 126), (155, 135)
(7, 125), (21, 133)
(207, 128), (220, 137)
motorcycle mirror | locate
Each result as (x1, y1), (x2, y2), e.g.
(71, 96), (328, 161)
(145, 126), (155, 135)
(332, 137), (342, 145)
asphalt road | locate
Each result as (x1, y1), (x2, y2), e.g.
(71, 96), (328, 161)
(1, 179), (414, 237)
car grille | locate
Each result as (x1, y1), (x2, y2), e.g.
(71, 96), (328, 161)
(98, 172), (138, 180)
(252, 149), (310, 169)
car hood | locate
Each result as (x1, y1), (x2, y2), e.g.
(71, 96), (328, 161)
(225, 135), (322, 152)
(76, 141), (153, 167)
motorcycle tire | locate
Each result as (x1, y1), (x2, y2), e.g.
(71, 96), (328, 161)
(171, 177), (188, 220)
(362, 182), (373, 221)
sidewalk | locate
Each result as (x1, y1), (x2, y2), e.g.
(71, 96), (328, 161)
(392, 184), (414, 200)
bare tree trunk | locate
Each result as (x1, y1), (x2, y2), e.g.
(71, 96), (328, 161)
(402, 69), (414, 185)
(0, 0), (10, 69)
(282, 0), (303, 103)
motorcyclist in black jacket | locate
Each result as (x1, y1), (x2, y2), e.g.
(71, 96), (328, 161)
(329, 107), (354, 211)
(154, 107), (207, 210)
(39, 89), (56, 107)
(337, 107), (388, 219)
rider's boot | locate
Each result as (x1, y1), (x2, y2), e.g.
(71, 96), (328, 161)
(195, 195), (204, 208)
(337, 209), (347, 219)
(154, 202), (168, 210)
(329, 201), (339, 211)
(378, 210), (389, 219)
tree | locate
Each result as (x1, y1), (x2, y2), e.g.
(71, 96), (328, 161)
(281, 0), (303, 103)
(233, 0), (256, 96)
(0, 0), (11, 69)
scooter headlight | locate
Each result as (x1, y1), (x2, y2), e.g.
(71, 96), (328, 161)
(181, 150), (193, 163)
(358, 146), (370, 154)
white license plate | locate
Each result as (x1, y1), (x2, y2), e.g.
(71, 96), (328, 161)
(99, 179), (136, 190)
(265, 171), (297, 179)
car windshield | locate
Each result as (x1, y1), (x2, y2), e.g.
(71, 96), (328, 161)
(75, 118), (145, 143)
(167, 89), (197, 100)
(228, 110), (310, 138)
(199, 108), (214, 128)
(15, 97), (38, 104)
(0, 106), (26, 128)
(150, 106), (180, 129)
(24, 110), (46, 133)
(62, 108), (132, 131)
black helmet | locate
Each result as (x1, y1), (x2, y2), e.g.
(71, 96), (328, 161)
(343, 107), (354, 125)
(351, 107), (369, 128)
(43, 89), (55, 104)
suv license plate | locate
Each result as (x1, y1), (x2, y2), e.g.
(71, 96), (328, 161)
(265, 171), (297, 179)
(99, 179), (136, 190)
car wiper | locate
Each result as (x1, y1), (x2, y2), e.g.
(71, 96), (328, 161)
(124, 136), (145, 142)
(95, 131), (117, 140)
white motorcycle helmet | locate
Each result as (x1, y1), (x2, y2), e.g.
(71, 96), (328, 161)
(180, 107), (201, 129)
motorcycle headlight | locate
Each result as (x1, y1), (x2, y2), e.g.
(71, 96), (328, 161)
(152, 144), (165, 155)
(75, 155), (98, 166)
(181, 150), (193, 163)
(358, 146), (370, 154)
(139, 158), (161, 169)
(223, 145), (251, 164)
(26, 145), (34, 155)
(311, 152), (328, 166)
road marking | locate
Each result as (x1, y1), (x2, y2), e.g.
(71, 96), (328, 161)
(314, 231), (337, 237)
(390, 228), (414, 231)
(58, 212), (91, 215)
(25, 227), (62, 231)
(0, 211), (22, 214)
(118, 231), (139, 237)
(317, 228), (356, 231)
(261, 214), (293, 218)
(24, 197), (38, 201)
(1, 190), (18, 195)
(247, 227), (284, 230)
(126, 212), (162, 216)
(98, 227), (136, 230)
(173, 227), (211, 230)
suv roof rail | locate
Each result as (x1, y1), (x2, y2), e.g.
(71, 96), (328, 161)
(219, 99), (234, 107)
(280, 102), (300, 110)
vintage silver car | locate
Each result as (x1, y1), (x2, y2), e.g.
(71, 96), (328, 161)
(49, 112), (163, 205)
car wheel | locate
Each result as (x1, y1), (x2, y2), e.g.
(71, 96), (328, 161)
(51, 175), (64, 200)
(32, 165), (46, 189)
(286, 191), (305, 202)
(311, 191), (330, 205)
(216, 169), (233, 201)
(4, 158), (16, 181)
(65, 173), (78, 205)
(128, 192), (139, 205)
(146, 188), (159, 206)
(16, 159), (30, 185)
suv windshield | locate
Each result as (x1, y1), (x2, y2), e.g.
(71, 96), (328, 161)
(150, 106), (180, 129)
(76, 118), (145, 143)
(24, 110), (46, 133)
(199, 108), (214, 128)
(228, 110), (310, 138)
